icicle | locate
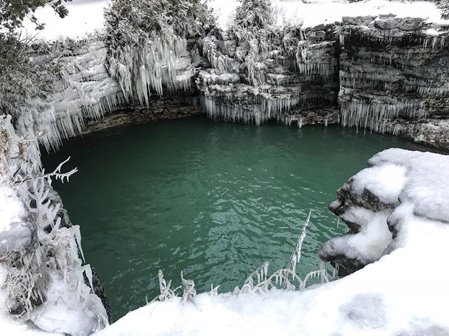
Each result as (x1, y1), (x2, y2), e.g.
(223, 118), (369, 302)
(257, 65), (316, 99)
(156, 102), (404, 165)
(340, 100), (426, 133)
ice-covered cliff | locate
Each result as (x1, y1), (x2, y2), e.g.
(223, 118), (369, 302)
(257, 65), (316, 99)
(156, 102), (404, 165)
(339, 15), (449, 146)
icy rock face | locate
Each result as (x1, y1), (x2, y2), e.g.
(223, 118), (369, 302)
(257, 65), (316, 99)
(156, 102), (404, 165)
(197, 24), (339, 126)
(384, 118), (449, 148)
(0, 115), (109, 335)
(339, 15), (449, 134)
(320, 148), (449, 276)
(107, 35), (196, 106)
(26, 37), (125, 151)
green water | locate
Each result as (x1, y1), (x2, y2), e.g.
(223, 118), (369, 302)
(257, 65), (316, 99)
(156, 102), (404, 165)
(42, 116), (429, 320)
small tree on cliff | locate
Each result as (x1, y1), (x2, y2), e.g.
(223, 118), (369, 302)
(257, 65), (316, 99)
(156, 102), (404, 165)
(235, 0), (273, 29)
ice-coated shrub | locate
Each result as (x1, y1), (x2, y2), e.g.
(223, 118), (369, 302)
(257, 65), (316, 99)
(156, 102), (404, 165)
(105, 0), (215, 105)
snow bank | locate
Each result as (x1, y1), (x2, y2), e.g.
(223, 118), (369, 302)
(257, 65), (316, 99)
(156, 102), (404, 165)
(0, 186), (25, 232)
(96, 149), (449, 336)
(369, 148), (449, 223)
(351, 164), (407, 205)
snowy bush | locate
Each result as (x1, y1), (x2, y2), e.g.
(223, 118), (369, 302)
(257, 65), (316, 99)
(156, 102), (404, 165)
(0, 0), (69, 32)
(235, 0), (273, 29)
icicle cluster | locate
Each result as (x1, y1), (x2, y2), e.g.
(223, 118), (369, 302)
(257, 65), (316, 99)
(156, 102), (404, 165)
(7, 38), (126, 151)
(202, 89), (302, 126)
(340, 100), (427, 133)
(339, 16), (449, 133)
(296, 40), (337, 79)
(107, 32), (194, 106)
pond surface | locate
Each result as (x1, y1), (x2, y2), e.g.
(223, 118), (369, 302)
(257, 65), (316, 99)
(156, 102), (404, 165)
(42, 116), (429, 320)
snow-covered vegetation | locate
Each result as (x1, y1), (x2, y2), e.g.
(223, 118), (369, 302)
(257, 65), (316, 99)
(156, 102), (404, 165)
(197, 0), (340, 125)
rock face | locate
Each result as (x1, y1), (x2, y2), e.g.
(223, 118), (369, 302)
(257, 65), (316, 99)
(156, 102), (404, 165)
(21, 13), (449, 152)
(339, 15), (449, 136)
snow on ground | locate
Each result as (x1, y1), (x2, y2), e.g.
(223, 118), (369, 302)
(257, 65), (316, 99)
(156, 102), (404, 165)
(22, 0), (448, 40)
(96, 149), (449, 336)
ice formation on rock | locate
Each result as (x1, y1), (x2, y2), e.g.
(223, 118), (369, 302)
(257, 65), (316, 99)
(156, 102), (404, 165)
(0, 116), (108, 335)
(13, 38), (125, 151)
(339, 16), (449, 135)
(8, 0), (449, 152)
(197, 15), (338, 125)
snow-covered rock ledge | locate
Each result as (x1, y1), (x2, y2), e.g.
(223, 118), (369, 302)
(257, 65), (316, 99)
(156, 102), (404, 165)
(94, 148), (449, 335)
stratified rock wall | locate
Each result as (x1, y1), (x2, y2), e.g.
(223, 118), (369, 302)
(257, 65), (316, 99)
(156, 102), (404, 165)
(339, 16), (449, 133)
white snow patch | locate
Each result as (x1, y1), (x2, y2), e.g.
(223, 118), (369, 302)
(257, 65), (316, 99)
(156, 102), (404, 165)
(351, 163), (407, 205)
(369, 149), (449, 223)
(21, 0), (111, 40)
(325, 208), (392, 263)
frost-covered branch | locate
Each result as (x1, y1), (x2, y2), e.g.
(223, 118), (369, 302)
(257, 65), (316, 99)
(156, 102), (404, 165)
(15, 156), (78, 187)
